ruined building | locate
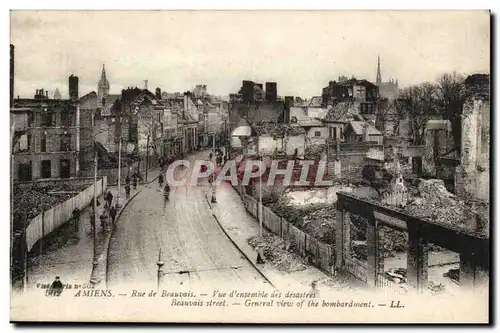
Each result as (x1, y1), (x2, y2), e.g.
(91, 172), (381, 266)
(455, 74), (490, 202)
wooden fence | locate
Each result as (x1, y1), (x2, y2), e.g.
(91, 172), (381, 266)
(344, 256), (369, 283)
(237, 187), (335, 274)
(25, 176), (108, 252)
(376, 273), (408, 295)
(234, 185), (410, 293)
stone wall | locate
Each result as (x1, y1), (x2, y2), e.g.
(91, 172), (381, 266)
(456, 97), (490, 202)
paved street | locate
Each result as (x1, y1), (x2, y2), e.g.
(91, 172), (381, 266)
(25, 179), (154, 293)
(107, 153), (271, 291)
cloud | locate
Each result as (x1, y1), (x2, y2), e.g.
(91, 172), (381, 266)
(10, 10), (490, 99)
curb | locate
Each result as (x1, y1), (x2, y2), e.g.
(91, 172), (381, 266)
(204, 192), (276, 289)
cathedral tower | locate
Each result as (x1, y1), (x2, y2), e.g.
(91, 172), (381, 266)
(376, 55), (382, 86)
(97, 64), (110, 104)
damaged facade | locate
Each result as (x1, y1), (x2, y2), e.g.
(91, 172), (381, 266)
(455, 74), (490, 202)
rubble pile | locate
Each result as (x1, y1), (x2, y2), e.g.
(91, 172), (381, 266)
(405, 179), (478, 230)
(302, 206), (337, 244)
(13, 184), (89, 220)
(247, 232), (308, 272)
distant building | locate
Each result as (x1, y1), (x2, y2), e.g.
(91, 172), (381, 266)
(97, 64), (110, 104)
(53, 88), (61, 100)
(12, 79), (81, 181)
(376, 56), (400, 100)
(321, 78), (379, 107)
(265, 82), (277, 102)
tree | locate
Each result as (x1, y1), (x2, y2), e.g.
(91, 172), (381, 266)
(375, 98), (393, 136)
(394, 83), (438, 145)
(435, 72), (470, 151)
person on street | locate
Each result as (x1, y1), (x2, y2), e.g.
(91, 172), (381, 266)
(47, 276), (63, 297)
(109, 205), (117, 226)
(72, 207), (81, 232)
(158, 172), (164, 188)
(89, 212), (96, 233)
(100, 212), (108, 230)
(309, 281), (320, 298)
(133, 177), (138, 190)
(125, 175), (130, 185)
(125, 183), (131, 199)
(163, 183), (170, 207)
(106, 191), (113, 208)
(209, 152), (213, 160)
(91, 197), (100, 212)
(216, 154), (222, 167)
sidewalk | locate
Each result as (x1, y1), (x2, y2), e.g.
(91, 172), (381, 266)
(26, 165), (163, 290)
(207, 183), (360, 293)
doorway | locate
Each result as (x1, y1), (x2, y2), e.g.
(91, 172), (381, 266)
(59, 159), (70, 178)
(41, 160), (51, 178)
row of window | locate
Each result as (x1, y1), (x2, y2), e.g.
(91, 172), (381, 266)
(15, 133), (73, 153)
(360, 103), (376, 114)
(17, 159), (71, 181)
(31, 111), (75, 127)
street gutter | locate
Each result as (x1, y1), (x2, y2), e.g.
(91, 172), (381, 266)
(204, 192), (276, 289)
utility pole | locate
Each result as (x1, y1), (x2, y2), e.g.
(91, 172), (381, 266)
(145, 132), (150, 182)
(90, 111), (100, 285)
(257, 135), (263, 237)
(157, 249), (164, 293)
(116, 116), (122, 208)
(144, 80), (148, 90)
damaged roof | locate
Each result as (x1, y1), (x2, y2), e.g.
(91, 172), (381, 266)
(348, 121), (382, 136)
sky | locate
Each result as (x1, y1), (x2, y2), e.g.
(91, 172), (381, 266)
(10, 10), (490, 100)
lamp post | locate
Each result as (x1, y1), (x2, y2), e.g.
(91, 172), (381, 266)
(157, 249), (164, 293)
(256, 135), (263, 237)
(116, 116), (122, 209)
(90, 111), (100, 285)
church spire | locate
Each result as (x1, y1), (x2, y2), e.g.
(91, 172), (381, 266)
(376, 55), (382, 86)
(98, 63), (110, 102)
(101, 64), (107, 80)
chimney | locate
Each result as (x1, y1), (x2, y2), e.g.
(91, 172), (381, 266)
(69, 75), (79, 101)
(183, 91), (190, 118)
(46, 90), (49, 99)
(155, 87), (162, 99)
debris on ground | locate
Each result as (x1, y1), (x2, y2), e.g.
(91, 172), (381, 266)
(13, 183), (90, 220)
(404, 179), (483, 233)
(247, 231), (308, 273)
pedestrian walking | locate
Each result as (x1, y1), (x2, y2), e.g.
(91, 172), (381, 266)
(89, 212), (96, 233)
(109, 205), (117, 226)
(91, 197), (101, 212)
(158, 172), (164, 188)
(133, 177), (137, 190)
(125, 175), (130, 185)
(72, 207), (81, 232)
(125, 184), (131, 199)
(106, 191), (113, 207)
(163, 183), (170, 208)
(100, 212), (108, 230)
